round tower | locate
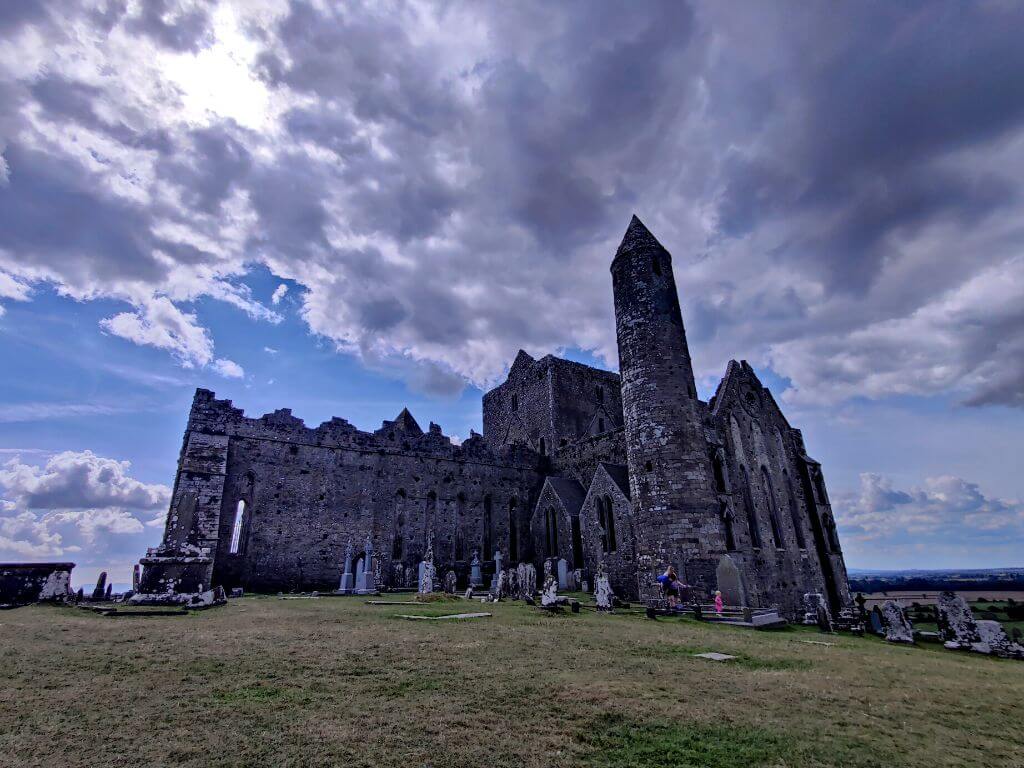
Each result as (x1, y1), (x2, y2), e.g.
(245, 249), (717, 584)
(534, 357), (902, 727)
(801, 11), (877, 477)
(610, 215), (723, 599)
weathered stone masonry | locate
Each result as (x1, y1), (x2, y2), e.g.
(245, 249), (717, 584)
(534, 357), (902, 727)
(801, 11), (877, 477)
(136, 215), (850, 618)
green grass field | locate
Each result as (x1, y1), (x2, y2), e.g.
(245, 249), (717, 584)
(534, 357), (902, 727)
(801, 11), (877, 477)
(2, 596), (1022, 767)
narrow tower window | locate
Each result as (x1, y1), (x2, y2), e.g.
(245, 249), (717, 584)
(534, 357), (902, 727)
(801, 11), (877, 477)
(761, 466), (785, 548)
(740, 465), (762, 549)
(229, 500), (245, 554)
(483, 495), (493, 557)
(721, 500), (736, 551)
(605, 495), (617, 552)
(784, 471), (806, 549)
(511, 393), (518, 411)
(508, 497), (518, 562)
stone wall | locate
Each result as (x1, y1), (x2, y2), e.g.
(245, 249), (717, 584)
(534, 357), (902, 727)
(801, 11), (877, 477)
(0, 562), (74, 607)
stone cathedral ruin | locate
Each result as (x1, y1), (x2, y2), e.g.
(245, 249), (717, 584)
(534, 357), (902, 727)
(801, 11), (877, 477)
(134, 216), (850, 619)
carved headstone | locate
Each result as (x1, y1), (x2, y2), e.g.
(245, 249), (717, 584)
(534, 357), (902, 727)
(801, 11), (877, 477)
(556, 559), (569, 590)
(404, 565), (414, 588)
(443, 570), (457, 594)
(881, 600), (914, 644)
(595, 572), (614, 611)
(92, 571), (107, 601)
(506, 567), (519, 599)
(716, 555), (746, 607)
(354, 557), (366, 592)
(418, 542), (435, 594)
(356, 535), (376, 594)
(543, 558), (554, 580)
(491, 570), (508, 600)
(936, 591), (980, 649)
(517, 562), (536, 599)
(470, 550), (482, 587)
(540, 575), (558, 607)
(337, 539), (355, 594)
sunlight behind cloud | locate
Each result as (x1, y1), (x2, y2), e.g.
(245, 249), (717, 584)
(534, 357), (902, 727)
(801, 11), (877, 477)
(159, 5), (274, 130)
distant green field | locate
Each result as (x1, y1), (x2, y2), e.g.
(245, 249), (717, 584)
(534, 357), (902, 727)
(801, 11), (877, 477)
(1, 596), (1022, 767)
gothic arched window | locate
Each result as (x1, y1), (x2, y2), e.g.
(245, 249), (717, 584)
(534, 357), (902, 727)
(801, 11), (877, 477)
(740, 465), (762, 549)
(784, 471), (806, 549)
(761, 466), (785, 548)
(229, 500), (245, 554)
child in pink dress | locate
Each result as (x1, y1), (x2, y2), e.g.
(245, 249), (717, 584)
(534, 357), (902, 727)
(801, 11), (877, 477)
(714, 590), (724, 614)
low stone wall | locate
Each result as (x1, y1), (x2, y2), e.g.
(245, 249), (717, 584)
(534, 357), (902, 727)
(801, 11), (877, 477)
(0, 562), (75, 607)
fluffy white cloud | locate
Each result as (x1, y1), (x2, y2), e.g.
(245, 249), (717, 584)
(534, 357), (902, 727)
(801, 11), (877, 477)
(271, 283), (288, 304)
(211, 358), (245, 378)
(834, 473), (1024, 567)
(0, 450), (170, 511)
(0, 451), (172, 583)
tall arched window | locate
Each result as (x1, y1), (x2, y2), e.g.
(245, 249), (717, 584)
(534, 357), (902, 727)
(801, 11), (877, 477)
(597, 497), (609, 553)
(229, 500), (245, 554)
(720, 500), (736, 551)
(508, 497), (518, 561)
(712, 451), (728, 493)
(393, 490), (406, 560)
(454, 493), (466, 560)
(761, 467), (784, 548)
(813, 468), (829, 505)
(483, 495), (493, 557)
(545, 506), (559, 556)
(784, 471), (806, 549)
(604, 495), (617, 552)
(740, 465), (762, 549)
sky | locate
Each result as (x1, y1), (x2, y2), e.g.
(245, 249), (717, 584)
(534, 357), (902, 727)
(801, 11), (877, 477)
(1, 0), (1023, 588)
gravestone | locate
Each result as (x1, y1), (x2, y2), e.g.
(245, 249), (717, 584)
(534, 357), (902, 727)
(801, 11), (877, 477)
(582, 579), (590, 594)
(557, 559), (569, 590)
(492, 570), (508, 600)
(716, 555), (745, 607)
(443, 570), (457, 594)
(392, 563), (404, 588)
(418, 543), (435, 594)
(132, 564), (141, 593)
(337, 539), (355, 594)
(470, 551), (482, 587)
(595, 572), (614, 611)
(404, 565), (414, 588)
(543, 558), (554, 580)
(230, 587), (243, 598)
(803, 593), (830, 627)
(356, 535), (377, 594)
(869, 606), (884, 635)
(881, 601), (914, 644)
(464, 587), (474, 600)
(517, 562), (536, 600)
(91, 571), (107, 601)
(541, 576), (559, 607)
(936, 591), (980, 649)
(506, 567), (519, 599)
(354, 557), (366, 592)
(491, 550), (504, 592)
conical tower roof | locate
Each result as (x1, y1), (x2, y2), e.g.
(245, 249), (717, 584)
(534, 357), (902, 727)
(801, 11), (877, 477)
(614, 214), (667, 259)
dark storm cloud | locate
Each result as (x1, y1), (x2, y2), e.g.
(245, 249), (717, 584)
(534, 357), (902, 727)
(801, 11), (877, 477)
(2, 0), (1024, 405)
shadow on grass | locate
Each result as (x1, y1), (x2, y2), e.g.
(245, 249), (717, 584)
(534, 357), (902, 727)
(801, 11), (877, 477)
(581, 714), (796, 767)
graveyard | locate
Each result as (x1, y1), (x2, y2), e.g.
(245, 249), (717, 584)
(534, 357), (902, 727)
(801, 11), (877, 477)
(2, 595), (1022, 768)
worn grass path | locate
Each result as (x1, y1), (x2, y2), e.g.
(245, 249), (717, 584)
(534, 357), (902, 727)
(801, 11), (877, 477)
(1, 596), (1021, 767)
